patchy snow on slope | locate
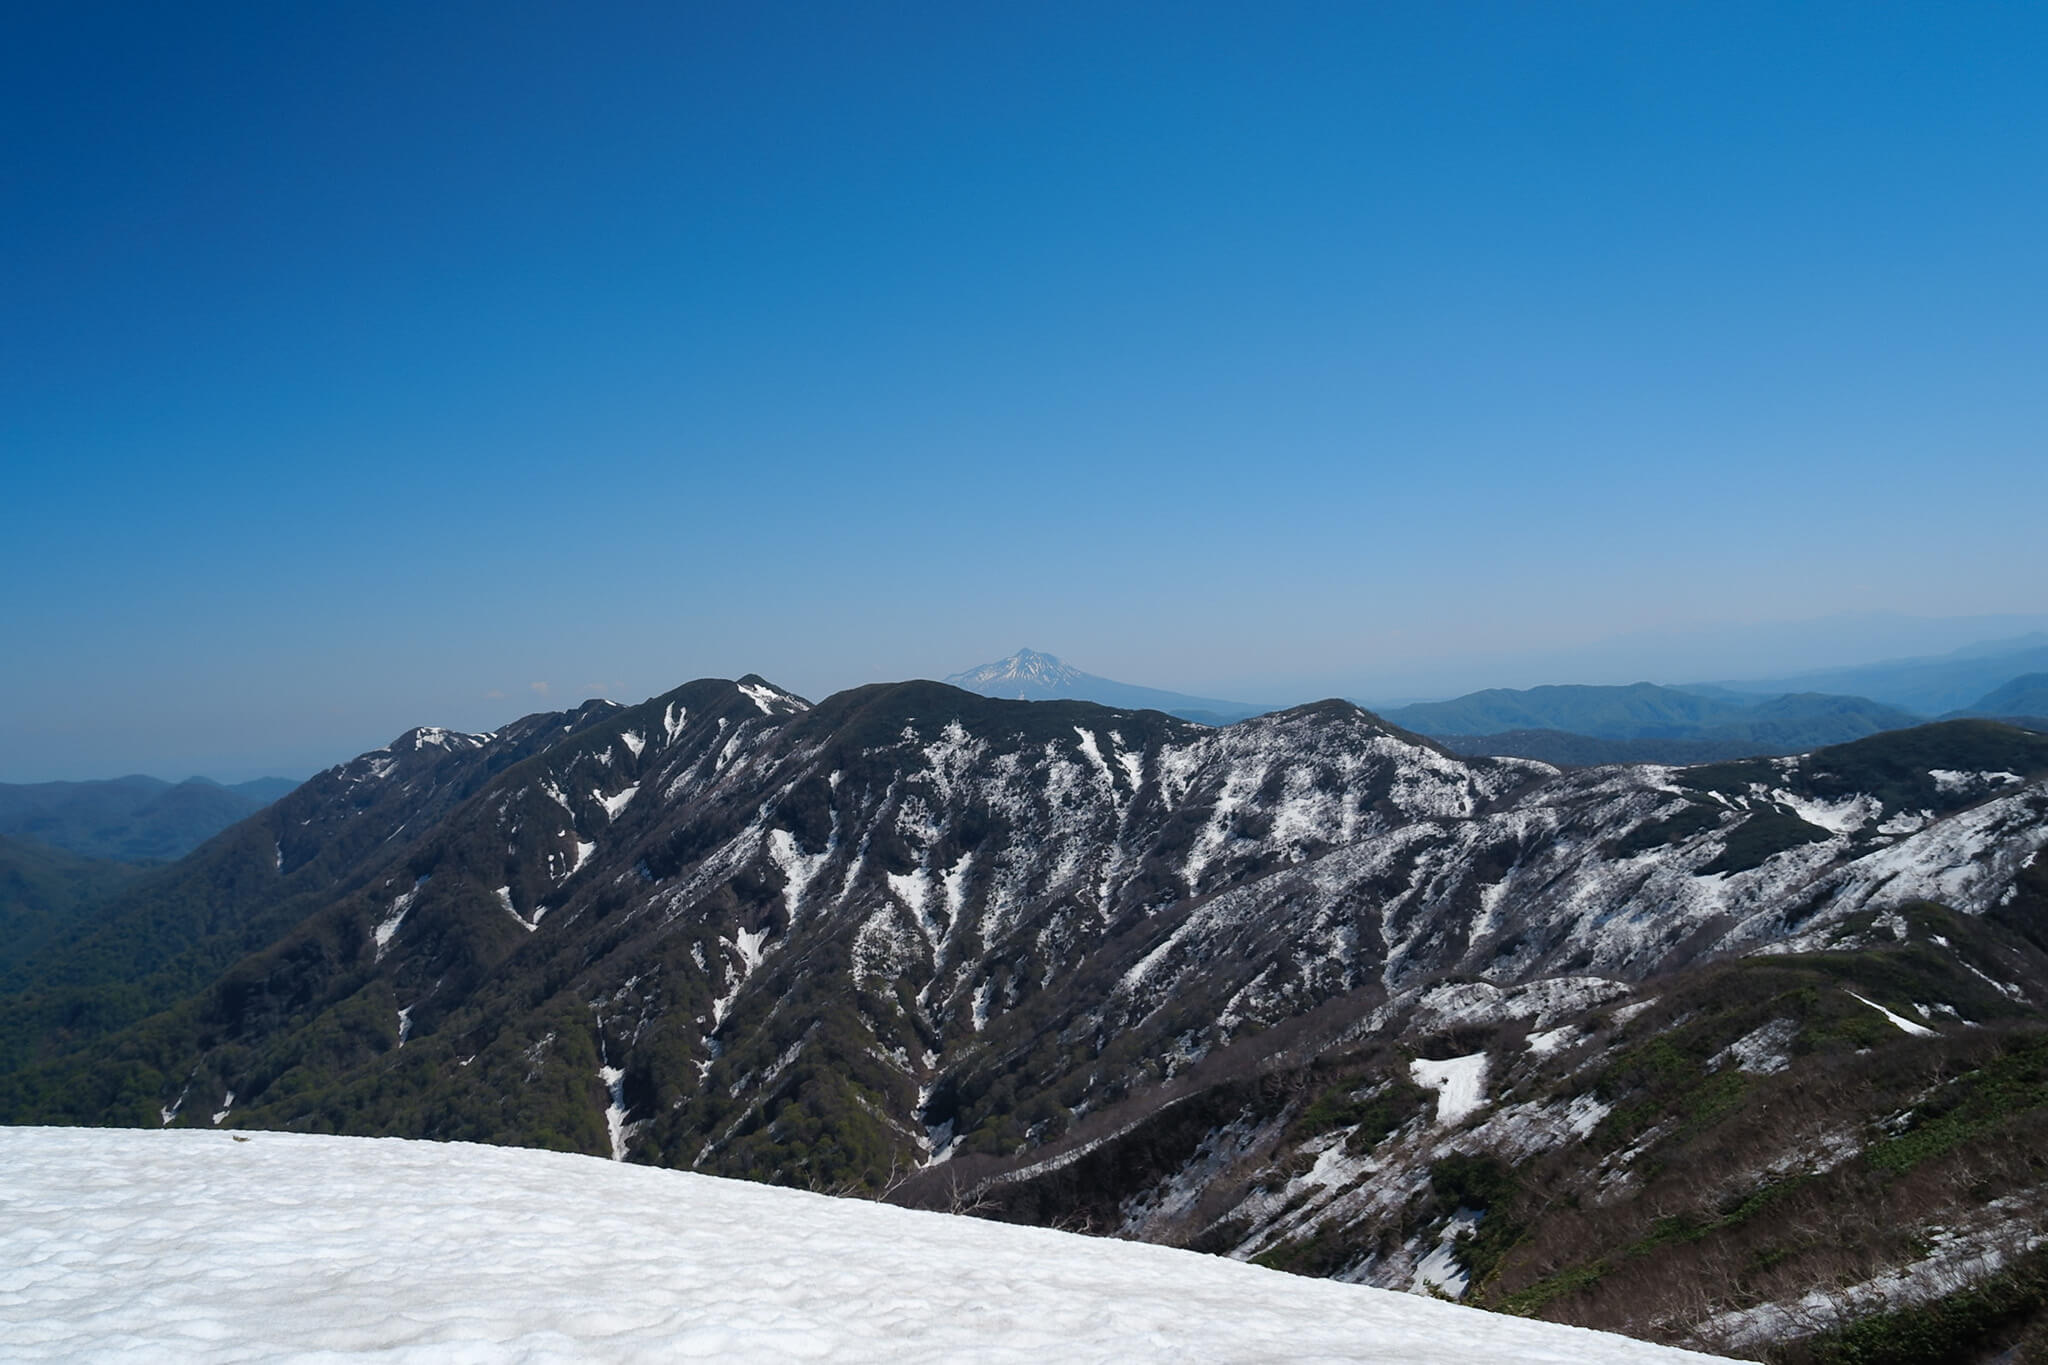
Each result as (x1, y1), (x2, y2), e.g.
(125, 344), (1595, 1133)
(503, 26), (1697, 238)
(1610, 997), (1660, 1027)
(1411, 1053), (1490, 1125)
(1461, 1092), (1612, 1163)
(1709, 1018), (1798, 1075)
(1822, 782), (2048, 919)
(405, 726), (488, 753)
(1412, 1209), (1484, 1297)
(1962, 960), (2030, 1003)
(738, 681), (805, 716)
(1413, 977), (1629, 1035)
(1702, 1193), (2047, 1352)
(158, 1079), (189, 1127)
(1930, 769), (2023, 795)
(1, 1129), (1728, 1363)
(709, 926), (770, 1030)
(1774, 791), (1880, 836)
(767, 826), (834, 921)
(495, 886), (536, 933)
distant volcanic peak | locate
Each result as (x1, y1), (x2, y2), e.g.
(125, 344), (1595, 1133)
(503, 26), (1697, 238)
(944, 647), (1087, 695)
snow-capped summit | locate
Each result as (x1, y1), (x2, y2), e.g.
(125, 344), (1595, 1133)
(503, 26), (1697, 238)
(943, 647), (1087, 698)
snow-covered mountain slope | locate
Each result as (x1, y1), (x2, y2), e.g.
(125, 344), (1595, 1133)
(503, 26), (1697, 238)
(0, 1126), (1729, 1363)
(7, 682), (2048, 1355)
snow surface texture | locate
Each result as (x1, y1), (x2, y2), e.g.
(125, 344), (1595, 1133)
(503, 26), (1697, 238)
(1, 1128), (1729, 1364)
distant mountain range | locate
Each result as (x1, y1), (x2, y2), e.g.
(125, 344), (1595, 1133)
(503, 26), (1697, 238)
(1700, 632), (2048, 715)
(942, 646), (2048, 766)
(0, 774), (299, 863)
(1379, 683), (1920, 746)
(1378, 671), (2046, 766)
(943, 648), (1271, 725)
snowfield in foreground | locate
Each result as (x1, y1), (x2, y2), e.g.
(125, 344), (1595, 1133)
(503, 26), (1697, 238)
(1, 1128), (1731, 1363)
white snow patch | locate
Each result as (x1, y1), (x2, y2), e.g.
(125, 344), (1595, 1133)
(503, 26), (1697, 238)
(372, 877), (426, 960)
(209, 1092), (234, 1126)
(572, 839), (597, 874)
(619, 730), (645, 758)
(1410, 1053), (1489, 1126)
(597, 783), (640, 820)
(1525, 1026), (1577, 1057)
(0, 1129), (1728, 1362)
(1073, 727), (1109, 780)
(1845, 989), (1938, 1037)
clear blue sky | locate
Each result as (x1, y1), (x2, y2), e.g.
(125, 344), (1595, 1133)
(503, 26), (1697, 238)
(4, 2), (2045, 780)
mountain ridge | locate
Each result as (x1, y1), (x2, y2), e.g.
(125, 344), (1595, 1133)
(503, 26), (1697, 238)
(1951, 671), (2048, 726)
(6, 675), (2048, 1357)
(1379, 681), (1922, 747)
(1699, 633), (2048, 715)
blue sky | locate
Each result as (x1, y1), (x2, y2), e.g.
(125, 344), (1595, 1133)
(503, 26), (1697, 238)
(4, 2), (2046, 780)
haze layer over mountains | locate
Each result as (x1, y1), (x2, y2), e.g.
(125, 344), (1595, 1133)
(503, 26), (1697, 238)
(942, 639), (2048, 767)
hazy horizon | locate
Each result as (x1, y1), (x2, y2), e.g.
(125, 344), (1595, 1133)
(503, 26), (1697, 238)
(7, 610), (2046, 786)
(6, 6), (2044, 783)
